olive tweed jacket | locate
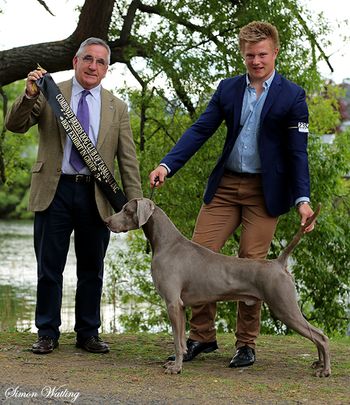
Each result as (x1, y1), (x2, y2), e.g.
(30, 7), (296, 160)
(5, 79), (142, 219)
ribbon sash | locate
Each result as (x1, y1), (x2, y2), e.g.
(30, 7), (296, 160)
(36, 73), (127, 212)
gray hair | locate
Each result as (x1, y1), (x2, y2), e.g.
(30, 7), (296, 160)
(76, 37), (111, 64)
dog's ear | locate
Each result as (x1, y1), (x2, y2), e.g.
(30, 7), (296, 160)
(137, 198), (155, 227)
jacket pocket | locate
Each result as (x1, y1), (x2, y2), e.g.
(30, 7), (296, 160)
(32, 161), (43, 173)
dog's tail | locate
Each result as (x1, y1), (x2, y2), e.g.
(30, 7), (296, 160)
(277, 203), (321, 267)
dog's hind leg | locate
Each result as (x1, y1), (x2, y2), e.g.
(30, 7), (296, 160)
(289, 318), (330, 377)
(163, 298), (186, 374)
(269, 301), (331, 377)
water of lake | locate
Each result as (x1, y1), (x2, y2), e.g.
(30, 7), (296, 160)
(0, 219), (130, 334)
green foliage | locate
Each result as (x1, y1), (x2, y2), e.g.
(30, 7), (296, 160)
(104, 231), (170, 332)
(308, 84), (345, 134)
(110, 0), (335, 104)
(0, 81), (37, 219)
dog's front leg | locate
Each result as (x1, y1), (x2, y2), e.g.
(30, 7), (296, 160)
(164, 300), (186, 374)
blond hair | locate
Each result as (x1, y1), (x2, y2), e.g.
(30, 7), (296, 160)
(239, 21), (280, 53)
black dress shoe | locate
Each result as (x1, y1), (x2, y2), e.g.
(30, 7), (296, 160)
(32, 336), (59, 354)
(76, 336), (109, 353)
(228, 345), (255, 368)
(167, 338), (218, 362)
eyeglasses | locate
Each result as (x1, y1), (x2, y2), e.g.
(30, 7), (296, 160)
(80, 55), (108, 67)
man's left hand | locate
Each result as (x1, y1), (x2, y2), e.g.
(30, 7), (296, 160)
(298, 203), (315, 233)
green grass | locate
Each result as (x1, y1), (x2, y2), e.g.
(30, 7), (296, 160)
(0, 332), (349, 404)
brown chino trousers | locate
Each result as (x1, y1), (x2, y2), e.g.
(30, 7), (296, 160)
(189, 171), (278, 349)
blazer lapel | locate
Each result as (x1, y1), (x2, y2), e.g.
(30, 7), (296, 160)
(260, 72), (282, 123)
(97, 88), (115, 149)
(232, 75), (246, 135)
(218, 75), (246, 159)
(58, 79), (73, 150)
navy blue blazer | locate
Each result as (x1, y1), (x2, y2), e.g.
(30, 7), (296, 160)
(161, 72), (310, 217)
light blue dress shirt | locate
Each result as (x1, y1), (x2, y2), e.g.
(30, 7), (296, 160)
(62, 77), (102, 174)
(225, 71), (275, 174)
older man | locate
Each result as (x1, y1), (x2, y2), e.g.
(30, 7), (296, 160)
(6, 37), (142, 354)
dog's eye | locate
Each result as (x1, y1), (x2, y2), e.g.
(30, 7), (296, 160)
(124, 208), (133, 216)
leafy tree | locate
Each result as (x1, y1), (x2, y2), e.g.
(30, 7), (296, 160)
(0, 81), (37, 218)
(0, 0), (341, 181)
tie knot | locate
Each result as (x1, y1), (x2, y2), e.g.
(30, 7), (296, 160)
(81, 90), (90, 98)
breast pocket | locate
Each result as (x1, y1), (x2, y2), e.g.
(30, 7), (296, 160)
(32, 161), (44, 173)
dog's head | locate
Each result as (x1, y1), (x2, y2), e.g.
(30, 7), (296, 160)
(105, 198), (155, 233)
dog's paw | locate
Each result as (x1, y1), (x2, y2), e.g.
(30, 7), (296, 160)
(163, 360), (182, 375)
(164, 366), (182, 375)
(314, 368), (331, 378)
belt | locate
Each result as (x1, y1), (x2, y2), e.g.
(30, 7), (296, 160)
(61, 174), (93, 183)
(224, 169), (261, 178)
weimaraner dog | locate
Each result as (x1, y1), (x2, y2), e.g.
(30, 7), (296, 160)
(105, 198), (330, 377)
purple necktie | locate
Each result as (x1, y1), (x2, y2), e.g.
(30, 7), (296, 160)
(69, 90), (90, 171)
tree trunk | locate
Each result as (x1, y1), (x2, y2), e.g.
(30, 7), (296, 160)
(0, 0), (115, 86)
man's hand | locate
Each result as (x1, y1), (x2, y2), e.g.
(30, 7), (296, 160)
(25, 67), (47, 98)
(149, 165), (168, 188)
(298, 202), (315, 233)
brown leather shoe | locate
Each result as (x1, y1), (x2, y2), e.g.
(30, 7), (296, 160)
(76, 336), (109, 353)
(32, 336), (59, 354)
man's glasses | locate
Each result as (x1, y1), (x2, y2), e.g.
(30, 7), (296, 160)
(80, 55), (108, 67)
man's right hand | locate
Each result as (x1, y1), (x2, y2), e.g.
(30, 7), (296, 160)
(25, 68), (47, 98)
(149, 165), (168, 188)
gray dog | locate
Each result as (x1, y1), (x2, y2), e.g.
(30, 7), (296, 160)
(105, 198), (330, 377)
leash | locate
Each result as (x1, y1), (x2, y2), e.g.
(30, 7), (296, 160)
(149, 176), (159, 201)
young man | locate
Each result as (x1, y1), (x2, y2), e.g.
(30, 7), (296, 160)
(6, 38), (142, 354)
(149, 21), (315, 368)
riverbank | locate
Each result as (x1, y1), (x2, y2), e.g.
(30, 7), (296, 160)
(0, 332), (349, 404)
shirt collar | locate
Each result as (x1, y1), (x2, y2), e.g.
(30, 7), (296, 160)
(72, 77), (101, 99)
(246, 70), (275, 90)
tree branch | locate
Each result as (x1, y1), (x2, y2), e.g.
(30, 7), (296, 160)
(119, 0), (141, 45)
(36, 0), (55, 16)
(0, 0), (115, 86)
(137, 2), (224, 48)
(285, 0), (334, 72)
